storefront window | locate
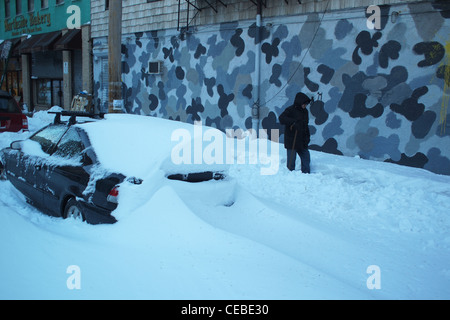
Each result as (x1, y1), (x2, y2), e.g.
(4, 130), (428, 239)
(35, 79), (63, 109)
(1, 59), (22, 104)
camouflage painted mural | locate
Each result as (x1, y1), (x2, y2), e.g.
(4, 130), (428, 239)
(92, 2), (450, 175)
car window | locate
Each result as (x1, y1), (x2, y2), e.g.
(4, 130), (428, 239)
(53, 127), (84, 158)
(0, 97), (21, 113)
(29, 125), (68, 154)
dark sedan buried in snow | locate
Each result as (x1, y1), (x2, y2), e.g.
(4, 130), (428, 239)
(0, 112), (226, 224)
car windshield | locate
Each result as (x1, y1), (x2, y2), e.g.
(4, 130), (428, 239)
(29, 124), (68, 154)
(0, 96), (21, 113)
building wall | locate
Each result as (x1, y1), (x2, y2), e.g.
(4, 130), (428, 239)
(92, 1), (450, 175)
(90, 0), (420, 37)
(91, 0), (182, 38)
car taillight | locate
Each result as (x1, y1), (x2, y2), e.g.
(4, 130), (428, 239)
(21, 115), (28, 130)
(107, 186), (119, 204)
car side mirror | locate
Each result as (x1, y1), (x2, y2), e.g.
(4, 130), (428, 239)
(10, 140), (23, 150)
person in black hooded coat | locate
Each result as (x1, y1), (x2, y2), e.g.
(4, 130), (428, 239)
(279, 92), (312, 173)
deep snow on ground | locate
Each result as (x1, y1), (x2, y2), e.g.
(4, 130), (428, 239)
(0, 110), (449, 300)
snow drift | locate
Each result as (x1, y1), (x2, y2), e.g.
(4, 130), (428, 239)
(0, 110), (449, 300)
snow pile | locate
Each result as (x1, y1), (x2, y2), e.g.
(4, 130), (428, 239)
(28, 106), (64, 131)
(0, 109), (449, 300)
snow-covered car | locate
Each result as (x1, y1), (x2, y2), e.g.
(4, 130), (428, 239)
(0, 112), (227, 224)
(0, 90), (28, 133)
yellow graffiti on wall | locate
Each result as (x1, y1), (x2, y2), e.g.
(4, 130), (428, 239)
(440, 40), (450, 135)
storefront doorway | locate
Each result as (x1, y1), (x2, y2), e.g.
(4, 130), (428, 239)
(33, 79), (63, 110)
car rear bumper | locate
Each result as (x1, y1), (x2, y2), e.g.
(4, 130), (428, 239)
(79, 201), (117, 224)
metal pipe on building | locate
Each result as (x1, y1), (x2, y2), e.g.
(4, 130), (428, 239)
(252, 0), (262, 134)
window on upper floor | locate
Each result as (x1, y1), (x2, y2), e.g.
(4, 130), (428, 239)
(28, 0), (34, 11)
(41, 0), (48, 9)
(56, 0), (64, 5)
(15, 0), (22, 15)
(4, 0), (11, 18)
(105, 0), (109, 10)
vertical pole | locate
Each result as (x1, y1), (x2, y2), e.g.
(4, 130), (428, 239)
(62, 28), (72, 111)
(108, 0), (123, 113)
(63, 49), (73, 110)
(177, 0), (181, 31)
(21, 53), (31, 111)
(252, 0), (262, 134)
(82, 25), (93, 96)
(186, 0), (190, 32)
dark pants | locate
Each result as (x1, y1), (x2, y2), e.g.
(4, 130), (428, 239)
(287, 148), (310, 173)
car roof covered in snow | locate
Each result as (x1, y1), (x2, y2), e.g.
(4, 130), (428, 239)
(76, 114), (228, 178)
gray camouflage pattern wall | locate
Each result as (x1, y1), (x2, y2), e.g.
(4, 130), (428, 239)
(93, 2), (450, 175)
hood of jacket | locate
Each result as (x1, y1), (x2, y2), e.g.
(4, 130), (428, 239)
(294, 92), (311, 107)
